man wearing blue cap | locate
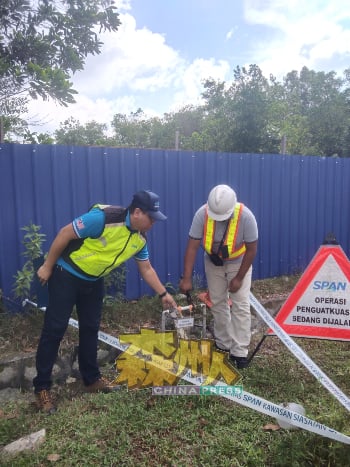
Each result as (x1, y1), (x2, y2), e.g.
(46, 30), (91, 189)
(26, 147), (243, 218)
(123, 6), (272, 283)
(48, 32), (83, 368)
(34, 190), (176, 414)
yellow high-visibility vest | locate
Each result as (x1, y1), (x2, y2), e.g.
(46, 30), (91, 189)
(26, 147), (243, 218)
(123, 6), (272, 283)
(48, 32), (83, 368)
(63, 204), (146, 278)
(203, 202), (246, 260)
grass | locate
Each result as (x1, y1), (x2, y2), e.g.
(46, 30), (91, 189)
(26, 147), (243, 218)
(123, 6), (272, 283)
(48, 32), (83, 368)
(1, 276), (350, 466)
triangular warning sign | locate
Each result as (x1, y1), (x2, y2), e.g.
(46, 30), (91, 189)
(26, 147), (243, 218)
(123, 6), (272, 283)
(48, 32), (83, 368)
(268, 245), (350, 340)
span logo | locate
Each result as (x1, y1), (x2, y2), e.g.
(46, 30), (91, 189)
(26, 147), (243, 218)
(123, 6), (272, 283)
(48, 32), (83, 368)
(312, 281), (347, 291)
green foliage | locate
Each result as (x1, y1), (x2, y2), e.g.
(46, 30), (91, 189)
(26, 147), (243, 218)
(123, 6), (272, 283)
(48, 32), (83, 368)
(0, 78), (30, 141)
(103, 265), (127, 305)
(276, 67), (350, 156)
(0, 0), (120, 139)
(9, 60), (348, 155)
(111, 108), (153, 147)
(12, 263), (34, 302)
(22, 130), (55, 144)
(12, 223), (46, 300)
(110, 65), (350, 156)
(54, 117), (113, 146)
(0, 0), (120, 104)
(20, 223), (46, 261)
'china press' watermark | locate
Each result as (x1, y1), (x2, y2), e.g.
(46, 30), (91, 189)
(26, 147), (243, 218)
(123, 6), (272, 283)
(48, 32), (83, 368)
(152, 385), (243, 396)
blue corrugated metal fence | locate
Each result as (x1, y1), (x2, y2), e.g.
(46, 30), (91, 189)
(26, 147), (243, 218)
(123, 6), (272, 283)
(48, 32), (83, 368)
(1, 143), (349, 308)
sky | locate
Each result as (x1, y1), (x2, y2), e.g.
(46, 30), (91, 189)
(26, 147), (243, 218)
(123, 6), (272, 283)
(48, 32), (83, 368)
(27, 0), (350, 135)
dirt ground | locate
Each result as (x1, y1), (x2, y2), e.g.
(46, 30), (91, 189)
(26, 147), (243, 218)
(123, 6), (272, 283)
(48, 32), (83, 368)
(251, 274), (301, 302)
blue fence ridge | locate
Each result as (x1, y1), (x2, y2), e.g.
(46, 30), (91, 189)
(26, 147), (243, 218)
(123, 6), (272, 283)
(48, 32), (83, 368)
(0, 143), (349, 307)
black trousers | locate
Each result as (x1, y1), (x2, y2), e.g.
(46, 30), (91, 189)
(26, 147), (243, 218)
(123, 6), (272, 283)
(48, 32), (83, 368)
(33, 265), (104, 392)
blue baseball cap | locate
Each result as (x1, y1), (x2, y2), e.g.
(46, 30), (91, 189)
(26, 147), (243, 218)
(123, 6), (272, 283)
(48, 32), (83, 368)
(131, 190), (167, 221)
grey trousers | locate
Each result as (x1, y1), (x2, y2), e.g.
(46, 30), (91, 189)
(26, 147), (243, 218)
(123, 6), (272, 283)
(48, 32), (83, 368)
(204, 255), (252, 357)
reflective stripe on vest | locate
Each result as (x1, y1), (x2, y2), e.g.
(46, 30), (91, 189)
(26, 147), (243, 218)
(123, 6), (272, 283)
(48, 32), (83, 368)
(203, 202), (246, 260)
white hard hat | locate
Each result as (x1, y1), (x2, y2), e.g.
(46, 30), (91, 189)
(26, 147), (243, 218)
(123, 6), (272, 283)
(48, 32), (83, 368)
(207, 185), (237, 221)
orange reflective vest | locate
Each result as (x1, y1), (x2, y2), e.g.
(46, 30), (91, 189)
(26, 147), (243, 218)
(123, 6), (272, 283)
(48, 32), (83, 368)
(203, 202), (246, 260)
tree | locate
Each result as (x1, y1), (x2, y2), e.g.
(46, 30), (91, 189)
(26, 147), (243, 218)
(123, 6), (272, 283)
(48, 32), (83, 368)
(111, 105), (206, 150)
(0, 0), (120, 106)
(0, 76), (29, 141)
(267, 75), (314, 155)
(55, 117), (112, 145)
(23, 130), (55, 144)
(281, 67), (350, 156)
(201, 78), (233, 151)
(200, 66), (279, 153)
(160, 105), (205, 150)
(111, 109), (153, 147)
(227, 65), (278, 153)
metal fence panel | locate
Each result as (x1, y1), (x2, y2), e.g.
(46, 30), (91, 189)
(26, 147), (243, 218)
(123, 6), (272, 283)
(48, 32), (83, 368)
(1, 143), (349, 308)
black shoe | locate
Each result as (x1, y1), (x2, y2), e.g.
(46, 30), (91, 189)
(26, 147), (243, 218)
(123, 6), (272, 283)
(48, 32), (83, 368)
(229, 355), (250, 369)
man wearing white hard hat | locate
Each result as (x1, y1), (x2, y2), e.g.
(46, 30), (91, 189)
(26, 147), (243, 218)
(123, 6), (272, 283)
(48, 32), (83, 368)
(180, 185), (258, 369)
